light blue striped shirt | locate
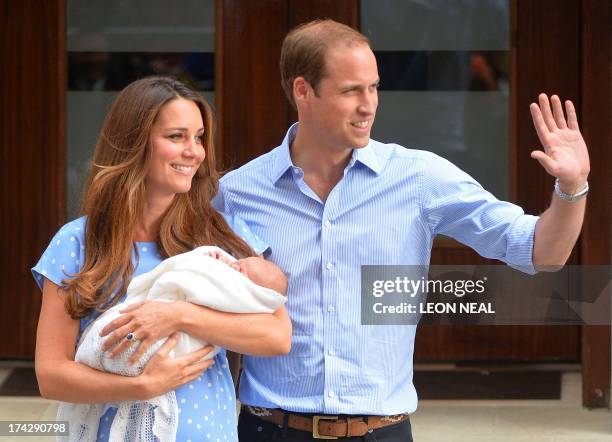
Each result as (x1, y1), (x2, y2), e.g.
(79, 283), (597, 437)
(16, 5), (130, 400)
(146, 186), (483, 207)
(214, 123), (538, 415)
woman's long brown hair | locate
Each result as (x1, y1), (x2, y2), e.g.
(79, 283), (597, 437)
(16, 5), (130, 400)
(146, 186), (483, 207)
(63, 77), (253, 318)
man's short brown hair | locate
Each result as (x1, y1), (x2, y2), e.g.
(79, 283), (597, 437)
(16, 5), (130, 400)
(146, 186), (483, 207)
(280, 19), (370, 110)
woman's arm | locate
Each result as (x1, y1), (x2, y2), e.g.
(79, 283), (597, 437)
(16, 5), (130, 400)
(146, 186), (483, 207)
(103, 301), (292, 364)
(178, 303), (292, 356)
(35, 279), (214, 403)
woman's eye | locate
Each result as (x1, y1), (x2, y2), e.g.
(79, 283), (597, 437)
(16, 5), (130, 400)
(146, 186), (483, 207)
(195, 135), (204, 144)
(169, 133), (182, 140)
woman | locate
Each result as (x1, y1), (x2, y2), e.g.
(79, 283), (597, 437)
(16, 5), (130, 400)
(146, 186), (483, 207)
(32, 77), (291, 441)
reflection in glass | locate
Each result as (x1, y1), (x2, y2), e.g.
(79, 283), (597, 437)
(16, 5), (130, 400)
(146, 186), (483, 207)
(362, 0), (510, 199)
(361, 0), (509, 51)
(68, 52), (215, 91)
(376, 51), (508, 92)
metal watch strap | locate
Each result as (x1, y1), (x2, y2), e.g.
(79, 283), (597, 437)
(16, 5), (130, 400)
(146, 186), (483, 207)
(554, 178), (589, 202)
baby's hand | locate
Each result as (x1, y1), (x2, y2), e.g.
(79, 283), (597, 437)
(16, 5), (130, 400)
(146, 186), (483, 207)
(205, 249), (234, 266)
(205, 249), (243, 273)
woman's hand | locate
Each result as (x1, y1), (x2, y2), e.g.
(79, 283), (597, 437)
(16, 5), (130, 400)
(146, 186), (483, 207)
(100, 300), (184, 364)
(138, 334), (216, 399)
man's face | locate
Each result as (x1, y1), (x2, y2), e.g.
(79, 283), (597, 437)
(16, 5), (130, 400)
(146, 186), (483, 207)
(306, 43), (379, 151)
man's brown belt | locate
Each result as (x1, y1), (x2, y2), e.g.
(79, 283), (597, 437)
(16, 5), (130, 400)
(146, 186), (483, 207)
(242, 405), (410, 439)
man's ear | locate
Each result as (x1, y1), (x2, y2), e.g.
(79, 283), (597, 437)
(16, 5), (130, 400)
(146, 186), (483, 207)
(293, 77), (310, 106)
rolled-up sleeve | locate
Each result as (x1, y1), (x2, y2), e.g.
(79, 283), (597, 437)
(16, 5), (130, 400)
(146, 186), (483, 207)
(504, 213), (539, 274)
(421, 153), (539, 274)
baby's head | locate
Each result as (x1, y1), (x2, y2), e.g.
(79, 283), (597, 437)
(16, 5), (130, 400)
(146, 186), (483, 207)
(235, 257), (288, 295)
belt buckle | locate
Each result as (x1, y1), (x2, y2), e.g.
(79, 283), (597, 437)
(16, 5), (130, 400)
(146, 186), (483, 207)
(312, 415), (339, 439)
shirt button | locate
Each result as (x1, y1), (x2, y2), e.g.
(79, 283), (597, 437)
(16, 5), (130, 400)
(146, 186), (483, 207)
(326, 262), (334, 270)
(328, 349), (335, 356)
(327, 304), (335, 313)
(328, 391), (335, 398)
(324, 220), (332, 229)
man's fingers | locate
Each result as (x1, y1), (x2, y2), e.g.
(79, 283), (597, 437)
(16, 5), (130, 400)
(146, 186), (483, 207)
(538, 93), (557, 132)
(530, 103), (550, 150)
(100, 314), (131, 338)
(155, 334), (179, 358)
(531, 150), (558, 175)
(551, 95), (567, 129)
(565, 100), (579, 130)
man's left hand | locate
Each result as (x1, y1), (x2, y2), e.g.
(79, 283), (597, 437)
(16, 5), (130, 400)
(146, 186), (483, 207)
(529, 93), (590, 194)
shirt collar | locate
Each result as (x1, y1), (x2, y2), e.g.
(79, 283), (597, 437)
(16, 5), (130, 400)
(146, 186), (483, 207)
(271, 122), (383, 183)
(350, 140), (382, 175)
(271, 123), (299, 184)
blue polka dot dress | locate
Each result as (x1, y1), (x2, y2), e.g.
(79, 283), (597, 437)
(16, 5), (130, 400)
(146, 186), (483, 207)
(32, 215), (269, 442)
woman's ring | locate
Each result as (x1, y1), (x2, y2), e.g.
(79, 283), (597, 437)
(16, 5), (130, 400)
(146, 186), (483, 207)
(126, 332), (137, 342)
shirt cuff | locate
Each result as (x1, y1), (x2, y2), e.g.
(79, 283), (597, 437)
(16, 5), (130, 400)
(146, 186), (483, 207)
(505, 214), (539, 275)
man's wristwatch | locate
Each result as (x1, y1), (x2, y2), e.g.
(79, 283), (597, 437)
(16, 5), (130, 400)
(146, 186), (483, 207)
(554, 178), (589, 202)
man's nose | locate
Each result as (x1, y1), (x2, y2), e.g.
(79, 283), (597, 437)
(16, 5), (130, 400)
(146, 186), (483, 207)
(358, 90), (377, 114)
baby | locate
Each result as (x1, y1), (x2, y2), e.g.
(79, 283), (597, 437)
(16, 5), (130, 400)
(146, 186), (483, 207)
(58, 246), (287, 442)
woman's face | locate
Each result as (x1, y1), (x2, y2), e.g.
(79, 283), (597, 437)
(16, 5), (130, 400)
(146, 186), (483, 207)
(145, 98), (206, 205)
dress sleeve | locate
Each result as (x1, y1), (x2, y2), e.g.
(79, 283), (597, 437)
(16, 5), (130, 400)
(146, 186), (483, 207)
(221, 213), (270, 256)
(31, 218), (85, 291)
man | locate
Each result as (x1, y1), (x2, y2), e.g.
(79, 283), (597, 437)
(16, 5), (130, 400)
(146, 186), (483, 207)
(214, 20), (589, 441)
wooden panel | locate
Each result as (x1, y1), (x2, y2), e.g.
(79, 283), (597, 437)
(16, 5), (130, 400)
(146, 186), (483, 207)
(415, 249), (579, 361)
(417, 325), (580, 362)
(0, 0), (66, 357)
(217, 0), (360, 169)
(580, 0), (611, 408)
(217, 0), (291, 169)
(514, 0), (580, 214)
(288, 0), (358, 27)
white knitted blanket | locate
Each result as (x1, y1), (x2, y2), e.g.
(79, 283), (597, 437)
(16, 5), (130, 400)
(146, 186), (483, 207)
(57, 246), (286, 442)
